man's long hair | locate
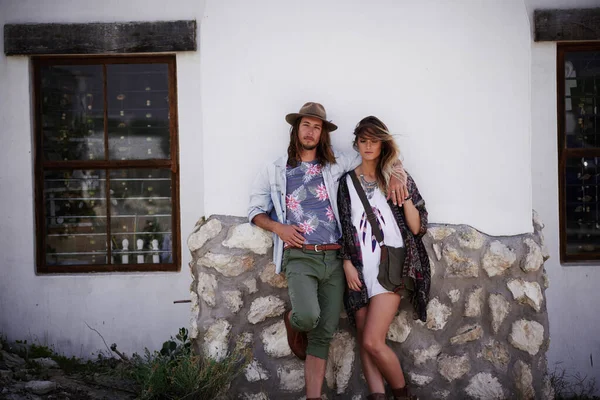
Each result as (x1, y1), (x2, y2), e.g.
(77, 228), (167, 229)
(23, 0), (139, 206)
(352, 116), (401, 193)
(287, 117), (336, 168)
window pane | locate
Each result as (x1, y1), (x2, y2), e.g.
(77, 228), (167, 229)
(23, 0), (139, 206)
(109, 169), (173, 264)
(564, 52), (600, 148)
(107, 64), (170, 160)
(41, 65), (105, 160)
(45, 170), (107, 265)
(565, 157), (600, 255)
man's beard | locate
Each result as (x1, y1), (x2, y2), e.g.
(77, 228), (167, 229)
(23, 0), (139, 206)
(301, 143), (318, 151)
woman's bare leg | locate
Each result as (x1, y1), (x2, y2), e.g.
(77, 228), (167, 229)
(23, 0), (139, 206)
(355, 306), (386, 394)
(361, 293), (406, 390)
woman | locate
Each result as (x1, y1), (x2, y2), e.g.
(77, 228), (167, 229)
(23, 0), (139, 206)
(337, 116), (430, 400)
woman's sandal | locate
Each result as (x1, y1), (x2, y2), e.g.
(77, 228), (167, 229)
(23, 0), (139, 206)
(367, 393), (386, 400)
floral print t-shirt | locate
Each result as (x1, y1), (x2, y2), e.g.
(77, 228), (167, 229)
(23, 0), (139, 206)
(285, 161), (341, 244)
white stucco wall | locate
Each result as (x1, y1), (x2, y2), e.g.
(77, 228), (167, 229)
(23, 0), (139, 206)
(1, 0), (537, 358)
(201, 0), (533, 236)
(526, 0), (600, 386)
(0, 0), (206, 357)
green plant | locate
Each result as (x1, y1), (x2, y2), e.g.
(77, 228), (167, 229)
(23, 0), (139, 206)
(128, 327), (250, 400)
(551, 363), (599, 399)
(29, 344), (54, 358)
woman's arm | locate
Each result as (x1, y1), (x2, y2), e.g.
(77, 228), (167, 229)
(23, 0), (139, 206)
(337, 174), (355, 260)
(403, 173), (428, 236)
(403, 199), (421, 235)
(337, 174), (363, 291)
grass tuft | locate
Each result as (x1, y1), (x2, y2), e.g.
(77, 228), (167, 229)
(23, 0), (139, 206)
(551, 363), (599, 399)
(127, 327), (250, 400)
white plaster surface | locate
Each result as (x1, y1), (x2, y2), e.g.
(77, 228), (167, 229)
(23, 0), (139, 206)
(2, 4), (595, 386)
(528, 0), (600, 383)
(202, 0), (533, 236)
(0, 0), (205, 359)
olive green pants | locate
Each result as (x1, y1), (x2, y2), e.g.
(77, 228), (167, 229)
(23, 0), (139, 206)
(282, 248), (345, 360)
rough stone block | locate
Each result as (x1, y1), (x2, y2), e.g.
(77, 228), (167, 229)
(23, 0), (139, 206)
(325, 331), (355, 394)
(489, 293), (511, 334)
(427, 226), (456, 241)
(465, 373), (504, 400)
(0, 351), (25, 368)
(513, 360), (535, 400)
(223, 290), (244, 313)
(31, 358), (59, 369)
(409, 372), (433, 386)
(187, 219), (222, 252)
(260, 320), (292, 358)
(245, 359), (270, 382)
(464, 287), (483, 317)
(203, 319), (231, 361)
(457, 227), (485, 250)
(277, 360), (304, 392)
(432, 243), (442, 260)
(426, 298), (452, 331)
(450, 324), (483, 345)
(438, 354), (470, 381)
(509, 319), (544, 356)
(243, 278), (258, 294)
(248, 296), (286, 324)
(480, 339), (510, 369)
(24, 380), (57, 395)
(443, 245), (479, 277)
(507, 279), (543, 312)
(482, 241), (516, 277)
(197, 252), (254, 277)
(448, 289), (461, 303)
(387, 311), (412, 343)
(222, 223), (273, 255)
(411, 343), (441, 366)
(197, 272), (217, 307)
(522, 238), (544, 272)
(260, 262), (288, 288)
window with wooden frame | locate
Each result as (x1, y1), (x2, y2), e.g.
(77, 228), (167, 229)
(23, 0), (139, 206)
(33, 55), (180, 273)
(558, 43), (600, 263)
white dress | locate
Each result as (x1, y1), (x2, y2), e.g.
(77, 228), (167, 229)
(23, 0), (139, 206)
(346, 175), (404, 298)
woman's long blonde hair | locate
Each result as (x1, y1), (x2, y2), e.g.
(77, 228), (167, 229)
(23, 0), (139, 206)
(352, 116), (401, 193)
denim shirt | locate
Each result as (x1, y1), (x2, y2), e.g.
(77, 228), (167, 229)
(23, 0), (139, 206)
(248, 151), (360, 274)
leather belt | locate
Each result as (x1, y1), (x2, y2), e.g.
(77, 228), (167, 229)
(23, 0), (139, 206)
(296, 243), (341, 252)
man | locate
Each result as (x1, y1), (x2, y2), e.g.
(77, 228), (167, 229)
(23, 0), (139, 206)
(248, 102), (407, 399)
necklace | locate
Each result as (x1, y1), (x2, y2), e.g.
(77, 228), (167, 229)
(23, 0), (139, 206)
(359, 174), (378, 199)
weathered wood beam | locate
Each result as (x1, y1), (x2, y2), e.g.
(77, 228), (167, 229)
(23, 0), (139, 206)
(4, 20), (196, 56)
(535, 8), (600, 42)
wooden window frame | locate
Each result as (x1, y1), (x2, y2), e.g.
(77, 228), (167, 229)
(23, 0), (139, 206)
(557, 42), (600, 263)
(33, 54), (181, 273)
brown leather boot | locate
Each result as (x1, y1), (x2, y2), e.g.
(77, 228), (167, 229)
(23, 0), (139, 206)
(367, 393), (387, 400)
(284, 310), (307, 360)
(392, 386), (416, 400)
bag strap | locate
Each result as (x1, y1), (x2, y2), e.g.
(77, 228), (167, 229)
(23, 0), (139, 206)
(349, 171), (385, 246)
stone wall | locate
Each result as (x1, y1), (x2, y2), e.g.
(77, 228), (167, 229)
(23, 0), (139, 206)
(187, 212), (553, 400)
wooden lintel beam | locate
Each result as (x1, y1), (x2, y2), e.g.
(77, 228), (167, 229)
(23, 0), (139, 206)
(535, 8), (600, 42)
(4, 20), (196, 56)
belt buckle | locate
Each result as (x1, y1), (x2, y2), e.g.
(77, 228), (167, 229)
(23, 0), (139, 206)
(314, 244), (321, 252)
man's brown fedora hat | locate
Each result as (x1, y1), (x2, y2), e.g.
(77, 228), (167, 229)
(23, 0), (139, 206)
(285, 102), (338, 132)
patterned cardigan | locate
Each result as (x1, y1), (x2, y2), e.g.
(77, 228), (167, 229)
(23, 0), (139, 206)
(337, 171), (431, 325)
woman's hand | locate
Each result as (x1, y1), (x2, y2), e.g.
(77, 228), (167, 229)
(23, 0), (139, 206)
(386, 161), (408, 205)
(343, 260), (362, 291)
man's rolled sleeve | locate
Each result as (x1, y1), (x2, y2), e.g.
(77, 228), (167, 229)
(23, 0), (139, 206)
(248, 166), (273, 226)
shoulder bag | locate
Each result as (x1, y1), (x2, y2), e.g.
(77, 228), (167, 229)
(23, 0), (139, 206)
(349, 171), (406, 292)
